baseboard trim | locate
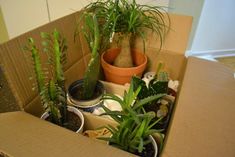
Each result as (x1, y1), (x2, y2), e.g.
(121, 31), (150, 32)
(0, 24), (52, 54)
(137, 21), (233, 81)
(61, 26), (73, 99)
(186, 49), (235, 58)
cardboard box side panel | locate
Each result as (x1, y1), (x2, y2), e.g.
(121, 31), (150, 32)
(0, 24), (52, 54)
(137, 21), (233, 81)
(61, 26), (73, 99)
(146, 49), (186, 80)
(0, 11), (88, 110)
(83, 112), (117, 130)
(162, 57), (235, 157)
(134, 14), (193, 55)
(101, 81), (129, 96)
(24, 96), (43, 117)
(0, 111), (135, 157)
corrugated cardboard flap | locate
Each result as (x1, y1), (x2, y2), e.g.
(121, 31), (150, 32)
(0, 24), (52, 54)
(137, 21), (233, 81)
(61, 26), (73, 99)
(162, 57), (235, 157)
(0, 111), (135, 157)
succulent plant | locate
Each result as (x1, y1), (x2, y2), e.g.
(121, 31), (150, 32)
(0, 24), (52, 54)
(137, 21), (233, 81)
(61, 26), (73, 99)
(24, 29), (68, 125)
(75, 13), (101, 100)
(132, 63), (175, 132)
(100, 78), (165, 155)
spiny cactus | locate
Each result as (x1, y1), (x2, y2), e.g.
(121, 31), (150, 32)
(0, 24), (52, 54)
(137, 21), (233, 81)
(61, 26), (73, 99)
(24, 29), (68, 125)
(80, 13), (101, 100)
(157, 71), (169, 82)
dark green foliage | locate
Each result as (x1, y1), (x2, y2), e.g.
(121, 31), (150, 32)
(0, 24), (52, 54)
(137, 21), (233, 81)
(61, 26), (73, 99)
(132, 73), (168, 100)
(84, 0), (169, 50)
(24, 29), (68, 126)
(100, 78), (165, 154)
(132, 65), (173, 132)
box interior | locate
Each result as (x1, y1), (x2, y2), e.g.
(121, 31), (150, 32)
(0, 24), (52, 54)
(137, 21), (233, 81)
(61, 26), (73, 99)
(3, 9), (234, 157)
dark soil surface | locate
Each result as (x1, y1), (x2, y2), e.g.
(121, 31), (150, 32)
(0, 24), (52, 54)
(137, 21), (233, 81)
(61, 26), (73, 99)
(71, 85), (102, 100)
(64, 111), (82, 132)
(135, 142), (155, 157)
(46, 111), (81, 132)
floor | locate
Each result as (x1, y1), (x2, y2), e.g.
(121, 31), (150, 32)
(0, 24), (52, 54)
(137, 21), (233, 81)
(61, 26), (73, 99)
(216, 56), (235, 71)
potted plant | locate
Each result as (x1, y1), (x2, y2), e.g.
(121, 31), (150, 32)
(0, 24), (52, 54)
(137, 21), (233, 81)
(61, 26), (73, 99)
(132, 63), (176, 132)
(68, 13), (105, 113)
(24, 29), (84, 133)
(100, 78), (165, 156)
(84, 0), (169, 84)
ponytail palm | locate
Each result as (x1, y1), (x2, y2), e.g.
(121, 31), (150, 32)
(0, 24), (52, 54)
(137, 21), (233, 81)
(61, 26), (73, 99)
(84, 0), (169, 67)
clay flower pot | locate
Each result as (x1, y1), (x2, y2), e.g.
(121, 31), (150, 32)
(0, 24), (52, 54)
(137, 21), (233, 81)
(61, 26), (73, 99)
(101, 48), (147, 85)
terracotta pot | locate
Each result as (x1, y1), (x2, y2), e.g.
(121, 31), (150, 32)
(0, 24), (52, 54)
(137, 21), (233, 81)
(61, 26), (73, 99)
(101, 48), (147, 84)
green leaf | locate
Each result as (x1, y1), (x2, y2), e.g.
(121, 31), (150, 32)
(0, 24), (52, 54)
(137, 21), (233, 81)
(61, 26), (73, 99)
(133, 94), (165, 110)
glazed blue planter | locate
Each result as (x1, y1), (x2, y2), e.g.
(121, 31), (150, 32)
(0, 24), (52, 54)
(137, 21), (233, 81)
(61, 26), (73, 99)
(67, 79), (104, 113)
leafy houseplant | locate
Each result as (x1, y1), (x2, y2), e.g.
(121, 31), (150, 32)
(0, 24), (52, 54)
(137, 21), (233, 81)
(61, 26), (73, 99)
(24, 29), (84, 132)
(132, 63), (175, 131)
(84, 0), (169, 84)
(100, 78), (165, 156)
(68, 13), (104, 112)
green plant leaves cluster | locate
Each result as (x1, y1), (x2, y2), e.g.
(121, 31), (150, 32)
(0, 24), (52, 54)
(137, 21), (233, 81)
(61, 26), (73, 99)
(100, 78), (165, 154)
(84, 0), (169, 50)
(24, 29), (68, 125)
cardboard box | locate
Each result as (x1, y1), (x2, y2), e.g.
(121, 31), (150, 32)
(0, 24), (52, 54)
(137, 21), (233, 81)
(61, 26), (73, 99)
(0, 10), (235, 157)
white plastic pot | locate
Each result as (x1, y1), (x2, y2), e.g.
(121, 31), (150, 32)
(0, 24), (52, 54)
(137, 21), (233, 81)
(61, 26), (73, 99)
(41, 105), (84, 133)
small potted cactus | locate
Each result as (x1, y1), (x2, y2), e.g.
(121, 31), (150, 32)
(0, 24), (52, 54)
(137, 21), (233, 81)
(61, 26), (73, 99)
(132, 63), (176, 132)
(68, 13), (104, 113)
(24, 29), (84, 133)
(100, 78), (165, 157)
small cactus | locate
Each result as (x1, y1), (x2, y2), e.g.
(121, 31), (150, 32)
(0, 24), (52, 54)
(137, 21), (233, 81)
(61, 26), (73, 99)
(158, 71), (169, 82)
(24, 29), (67, 126)
(79, 13), (101, 100)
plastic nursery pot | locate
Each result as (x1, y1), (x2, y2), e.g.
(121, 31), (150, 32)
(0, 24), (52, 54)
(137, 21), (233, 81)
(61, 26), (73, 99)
(41, 105), (84, 133)
(109, 135), (158, 157)
(101, 48), (147, 85)
(137, 135), (158, 157)
(150, 135), (158, 157)
(67, 79), (105, 113)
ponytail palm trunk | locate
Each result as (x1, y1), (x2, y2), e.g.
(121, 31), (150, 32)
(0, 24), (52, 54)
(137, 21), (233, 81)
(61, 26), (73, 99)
(113, 33), (133, 67)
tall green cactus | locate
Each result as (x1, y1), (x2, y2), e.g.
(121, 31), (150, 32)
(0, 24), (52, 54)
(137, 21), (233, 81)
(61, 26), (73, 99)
(24, 29), (67, 125)
(81, 13), (101, 99)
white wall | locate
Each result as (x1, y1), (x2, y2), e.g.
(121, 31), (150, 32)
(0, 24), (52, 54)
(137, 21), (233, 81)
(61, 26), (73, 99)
(0, 0), (169, 39)
(137, 0), (169, 7)
(190, 0), (235, 55)
(0, 0), (49, 38)
(168, 0), (204, 50)
(47, 0), (90, 21)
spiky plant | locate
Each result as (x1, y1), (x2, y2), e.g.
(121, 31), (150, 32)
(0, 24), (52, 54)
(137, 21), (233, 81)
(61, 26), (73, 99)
(132, 63), (172, 132)
(75, 13), (101, 100)
(24, 29), (68, 126)
(100, 78), (165, 155)
(84, 0), (169, 67)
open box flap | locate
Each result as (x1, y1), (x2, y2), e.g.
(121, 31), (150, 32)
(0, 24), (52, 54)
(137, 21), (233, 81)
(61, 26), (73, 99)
(0, 111), (135, 157)
(134, 13), (193, 55)
(162, 57), (235, 157)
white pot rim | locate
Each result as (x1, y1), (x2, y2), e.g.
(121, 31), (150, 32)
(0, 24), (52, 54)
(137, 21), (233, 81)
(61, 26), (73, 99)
(149, 135), (158, 157)
(41, 106), (84, 133)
